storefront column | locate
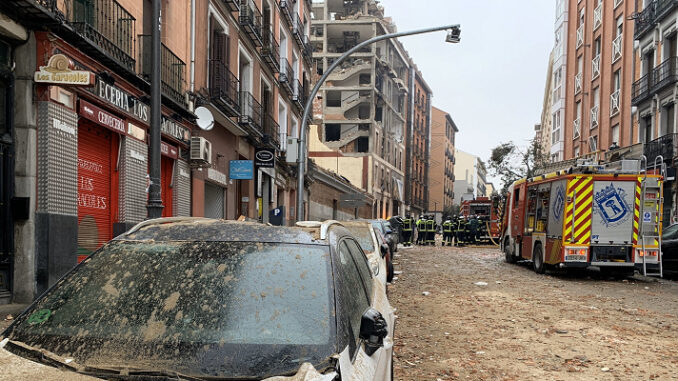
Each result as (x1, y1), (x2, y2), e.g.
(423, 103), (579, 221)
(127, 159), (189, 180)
(116, 136), (147, 235)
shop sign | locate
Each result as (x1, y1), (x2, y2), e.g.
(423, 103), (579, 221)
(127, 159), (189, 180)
(130, 149), (146, 163)
(161, 141), (179, 159)
(161, 117), (191, 145)
(95, 78), (150, 124)
(79, 99), (126, 135)
(127, 122), (146, 141)
(255, 148), (275, 168)
(52, 118), (76, 137)
(34, 54), (94, 86)
(208, 168), (228, 186)
(230, 160), (254, 180)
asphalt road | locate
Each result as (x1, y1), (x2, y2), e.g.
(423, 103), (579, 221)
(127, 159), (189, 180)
(390, 244), (678, 381)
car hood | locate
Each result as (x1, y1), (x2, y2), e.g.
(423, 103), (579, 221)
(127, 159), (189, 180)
(0, 341), (336, 381)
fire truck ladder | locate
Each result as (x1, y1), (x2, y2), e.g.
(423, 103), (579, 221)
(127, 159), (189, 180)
(639, 155), (664, 277)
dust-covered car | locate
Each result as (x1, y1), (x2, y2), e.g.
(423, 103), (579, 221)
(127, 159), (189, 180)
(340, 220), (392, 285)
(0, 218), (395, 380)
(367, 220), (399, 253)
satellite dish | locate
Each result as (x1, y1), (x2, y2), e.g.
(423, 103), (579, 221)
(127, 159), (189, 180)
(195, 106), (215, 131)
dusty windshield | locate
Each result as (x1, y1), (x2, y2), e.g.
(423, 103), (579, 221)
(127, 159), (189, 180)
(5, 241), (335, 378)
(344, 225), (375, 253)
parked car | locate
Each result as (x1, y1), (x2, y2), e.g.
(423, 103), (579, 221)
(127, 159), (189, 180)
(367, 219), (399, 253)
(1, 218), (395, 380)
(661, 223), (678, 276)
(342, 221), (391, 285)
(373, 226), (395, 283)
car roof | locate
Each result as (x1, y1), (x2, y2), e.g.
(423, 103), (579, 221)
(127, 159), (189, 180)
(116, 218), (328, 245)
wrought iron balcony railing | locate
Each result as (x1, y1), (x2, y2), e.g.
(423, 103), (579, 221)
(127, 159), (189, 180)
(239, 91), (264, 134)
(592, 55), (601, 80)
(632, 72), (651, 103)
(302, 34), (313, 65)
(279, 57), (294, 95)
(239, 0), (263, 46)
(261, 28), (281, 73)
(612, 35), (623, 63)
(220, 0), (240, 12)
(278, 0), (294, 26)
(208, 59), (240, 117)
(610, 89), (621, 117)
(644, 132), (678, 163)
(576, 24), (584, 49)
(633, 57), (678, 104)
(293, 13), (304, 45)
(292, 80), (304, 109)
(263, 114), (281, 150)
(138, 35), (187, 108)
(635, 0), (657, 38)
(575, 72), (583, 94)
(67, 0), (136, 71)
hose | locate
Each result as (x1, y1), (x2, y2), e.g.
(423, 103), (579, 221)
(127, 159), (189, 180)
(486, 221), (500, 247)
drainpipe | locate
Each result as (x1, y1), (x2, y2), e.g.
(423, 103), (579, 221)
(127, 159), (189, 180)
(190, 0), (196, 93)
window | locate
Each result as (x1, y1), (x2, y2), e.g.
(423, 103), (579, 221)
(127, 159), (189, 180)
(616, 15), (623, 37)
(611, 124), (620, 146)
(588, 135), (598, 151)
(594, 37), (601, 56)
(344, 239), (373, 298)
(325, 124), (340, 141)
(574, 146), (581, 157)
(336, 241), (370, 353)
(613, 70), (621, 91)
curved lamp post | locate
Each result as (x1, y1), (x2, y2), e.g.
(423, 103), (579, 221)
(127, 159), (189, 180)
(295, 24), (462, 222)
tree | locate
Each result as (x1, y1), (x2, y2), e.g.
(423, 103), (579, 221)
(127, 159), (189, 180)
(489, 138), (545, 194)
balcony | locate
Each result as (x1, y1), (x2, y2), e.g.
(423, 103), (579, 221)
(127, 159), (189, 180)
(239, 0), (263, 47)
(138, 35), (187, 109)
(590, 105), (599, 129)
(575, 72), (583, 94)
(292, 80), (304, 109)
(632, 57), (678, 104)
(612, 35), (623, 63)
(261, 28), (281, 73)
(635, 1), (657, 38)
(220, 0), (240, 12)
(208, 59), (240, 117)
(592, 55), (601, 80)
(573, 118), (581, 139)
(644, 133), (678, 163)
(302, 35), (314, 66)
(632, 72), (651, 103)
(263, 114), (281, 150)
(593, 3), (602, 30)
(278, 0), (294, 26)
(610, 89), (621, 117)
(279, 57), (294, 96)
(68, 0), (136, 72)
(576, 24), (584, 49)
(239, 91), (264, 134)
(293, 14), (304, 46)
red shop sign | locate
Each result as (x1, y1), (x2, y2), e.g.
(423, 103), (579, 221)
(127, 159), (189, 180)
(161, 141), (179, 159)
(79, 99), (126, 135)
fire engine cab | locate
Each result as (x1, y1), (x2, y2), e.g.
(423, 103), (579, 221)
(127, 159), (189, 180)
(501, 159), (664, 277)
(460, 197), (501, 242)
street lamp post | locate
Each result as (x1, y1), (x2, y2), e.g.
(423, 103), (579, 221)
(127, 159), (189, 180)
(147, 0), (164, 219)
(295, 24), (461, 222)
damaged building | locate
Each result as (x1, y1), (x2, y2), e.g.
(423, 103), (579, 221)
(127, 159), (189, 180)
(308, 0), (410, 218)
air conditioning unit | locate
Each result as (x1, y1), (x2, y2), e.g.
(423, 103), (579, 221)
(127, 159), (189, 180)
(190, 136), (212, 166)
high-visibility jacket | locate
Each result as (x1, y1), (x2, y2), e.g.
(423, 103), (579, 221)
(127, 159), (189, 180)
(426, 220), (435, 232)
(443, 221), (453, 233)
(402, 218), (413, 231)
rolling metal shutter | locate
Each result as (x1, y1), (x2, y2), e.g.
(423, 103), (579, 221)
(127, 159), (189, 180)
(161, 156), (174, 217)
(77, 122), (113, 261)
(204, 182), (224, 219)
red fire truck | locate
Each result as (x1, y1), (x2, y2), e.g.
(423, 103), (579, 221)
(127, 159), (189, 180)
(501, 161), (664, 277)
(460, 197), (502, 243)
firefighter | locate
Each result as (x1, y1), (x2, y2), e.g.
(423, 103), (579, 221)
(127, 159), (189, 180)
(442, 217), (453, 246)
(450, 216), (459, 246)
(468, 214), (479, 245)
(456, 215), (466, 246)
(426, 215), (436, 246)
(402, 215), (413, 246)
(415, 216), (425, 245)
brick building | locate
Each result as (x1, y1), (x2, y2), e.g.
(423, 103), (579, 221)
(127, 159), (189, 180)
(406, 65), (432, 217)
(429, 106), (457, 214)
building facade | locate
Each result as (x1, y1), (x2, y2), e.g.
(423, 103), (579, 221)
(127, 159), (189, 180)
(632, 0), (678, 223)
(563, 0), (635, 159)
(309, 0), (409, 219)
(551, 0), (569, 161)
(405, 66), (431, 217)
(453, 148), (486, 204)
(191, 0), (313, 224)
(539, 50), (554, 162)
(429, 106), (457, 213)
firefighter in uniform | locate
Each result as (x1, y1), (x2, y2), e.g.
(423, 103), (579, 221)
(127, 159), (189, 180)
(415, 216), (424, 245)
(456, 216), (466, 246)
(426, 216), (436, 246)
(469, 214), (479, 245)
(451, 216), (459, 246)
(402, 215), (413, 246)
(442, 217), (453, 246)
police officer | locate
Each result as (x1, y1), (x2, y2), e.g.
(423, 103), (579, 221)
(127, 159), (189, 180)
(426, 215), (436, 246)
(456, 215), (466, 246)
(402, 215), (413, 246)
(442, 217), (453, 246)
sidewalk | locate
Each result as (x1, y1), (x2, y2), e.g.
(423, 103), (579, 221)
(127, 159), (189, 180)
(0, 304), (29, 331)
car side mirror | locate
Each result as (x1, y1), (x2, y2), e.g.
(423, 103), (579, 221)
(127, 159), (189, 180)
(385, 228), (393, 235)
(380, 244), (388, 258)
(359, 308), (388, 356)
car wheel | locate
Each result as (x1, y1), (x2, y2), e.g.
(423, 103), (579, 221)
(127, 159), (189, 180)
(532, 244), (545, 274)
(387, 260), (394, 283)
(504, 237), (516, 264)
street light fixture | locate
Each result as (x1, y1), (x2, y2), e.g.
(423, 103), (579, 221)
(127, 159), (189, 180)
(295, 24), (462, 222)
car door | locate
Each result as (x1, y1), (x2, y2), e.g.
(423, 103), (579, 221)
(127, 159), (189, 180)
(343, 239), (395, 381)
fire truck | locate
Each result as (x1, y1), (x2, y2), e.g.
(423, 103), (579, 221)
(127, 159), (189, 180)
(460, 197), (501, 242)
(500, 159), (664, 277)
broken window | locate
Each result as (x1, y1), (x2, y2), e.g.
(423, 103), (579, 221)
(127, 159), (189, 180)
(359, 73), (371, 85)
(326, 91), (341, 107)
(325, 124), (341, 141)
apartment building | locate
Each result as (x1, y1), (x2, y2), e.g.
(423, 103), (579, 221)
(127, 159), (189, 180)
(308, 0), (409, 218)
(406, 66), (432, 217)
(632, 0), (678, 223)
(551, 0), (569, 161)
(539, 50), (554, 162)
(453, 149), (486, 204)
(563, 0), (634, 159)
(429, 106), (457, 213)
(192, 0), (313, 223)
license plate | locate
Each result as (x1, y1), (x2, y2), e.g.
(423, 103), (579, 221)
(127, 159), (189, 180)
(565, 255), (587, 262)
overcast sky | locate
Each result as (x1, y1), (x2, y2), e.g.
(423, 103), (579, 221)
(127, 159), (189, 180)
(380, 0), (555, 186)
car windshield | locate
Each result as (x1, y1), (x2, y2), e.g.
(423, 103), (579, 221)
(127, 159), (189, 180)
(370, 221), (385, 233)
(345, 226), (376, 253)
(4, 240), (335, 379)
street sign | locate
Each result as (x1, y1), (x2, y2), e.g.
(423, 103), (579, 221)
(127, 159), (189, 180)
(230, 160), (254, 180)
(255, 148), (275, 168)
